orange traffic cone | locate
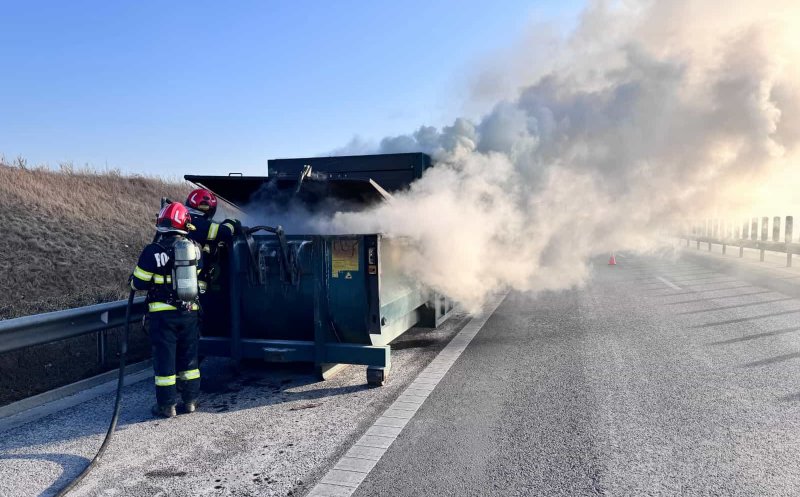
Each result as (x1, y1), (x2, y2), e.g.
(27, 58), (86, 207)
(608, 254), (617, 265)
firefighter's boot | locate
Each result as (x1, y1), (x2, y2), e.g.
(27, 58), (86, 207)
(181, 399), (200, 414)
(152, 404), (177, 418)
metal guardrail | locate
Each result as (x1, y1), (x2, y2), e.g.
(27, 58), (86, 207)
(682, 215), (800, 267)
(0, 297), (146, 355)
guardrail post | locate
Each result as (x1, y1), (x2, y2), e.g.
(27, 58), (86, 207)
(97, 330), (106, 367)
(721, 220), (727, 255)
(773, 217), (781, 242)
(787, 216), (794, 267)
(696, 222), (701, 249)
(740, 220), (747, 257)
(760, 217), (769, 261)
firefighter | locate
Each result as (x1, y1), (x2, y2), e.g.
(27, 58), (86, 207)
(184, 188), (241, 317)
(184, 188), (240, 257)
(130, 202), (206, 418)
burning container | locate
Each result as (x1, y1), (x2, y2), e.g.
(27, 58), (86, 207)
(185, 153), (453, 385)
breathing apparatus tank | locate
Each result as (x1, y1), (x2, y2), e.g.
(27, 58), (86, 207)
(173, 238), (200, 302)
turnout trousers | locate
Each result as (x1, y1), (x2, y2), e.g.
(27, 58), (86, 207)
(147, 310), (201, 407)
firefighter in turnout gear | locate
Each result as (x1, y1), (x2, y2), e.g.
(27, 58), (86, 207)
(184, 188), (241, 325)
(130, 202), (206, 418)
(184, 188), (240, 258)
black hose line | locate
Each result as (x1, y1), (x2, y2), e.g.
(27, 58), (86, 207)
(245, 225), (281, 235)
(55, 289), (135, 497)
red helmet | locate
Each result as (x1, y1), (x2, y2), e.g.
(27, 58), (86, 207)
(186, 188), (218, 218)
(157, 202), (193, 234)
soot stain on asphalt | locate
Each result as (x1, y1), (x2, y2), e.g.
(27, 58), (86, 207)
(201, 379), (241, 395)
(240, 375), (282, 389)
(211, 476), (228, 491)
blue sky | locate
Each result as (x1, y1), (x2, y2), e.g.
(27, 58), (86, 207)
(0, 1), (584, 177)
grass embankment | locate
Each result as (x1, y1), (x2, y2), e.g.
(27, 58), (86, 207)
(0, 163), (187, 319)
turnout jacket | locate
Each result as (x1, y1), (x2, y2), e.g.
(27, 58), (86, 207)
(187, 213), (236, 254)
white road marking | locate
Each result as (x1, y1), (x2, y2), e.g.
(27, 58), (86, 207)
(307, 292), (508, 497)
(656, 276), (681, 290)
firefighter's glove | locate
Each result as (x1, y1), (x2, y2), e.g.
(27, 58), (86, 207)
(223, 218), (244, 235)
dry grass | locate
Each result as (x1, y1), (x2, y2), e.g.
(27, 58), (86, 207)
(0, 161), (188, 319)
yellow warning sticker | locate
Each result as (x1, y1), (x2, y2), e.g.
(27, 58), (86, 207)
(332, 239), (359, 278)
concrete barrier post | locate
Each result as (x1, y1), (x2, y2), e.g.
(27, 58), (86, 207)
(760, 217), (769, 262)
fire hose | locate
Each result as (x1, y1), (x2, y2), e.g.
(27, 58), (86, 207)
(54, 289), (135, 496)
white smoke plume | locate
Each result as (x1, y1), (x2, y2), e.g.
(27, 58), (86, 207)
(320, 0), (800, 311)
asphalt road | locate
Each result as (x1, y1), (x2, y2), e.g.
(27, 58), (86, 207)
(0, 311), (470, 497)
(351, 254), (800, 496)
(5, 251), (800, 497)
